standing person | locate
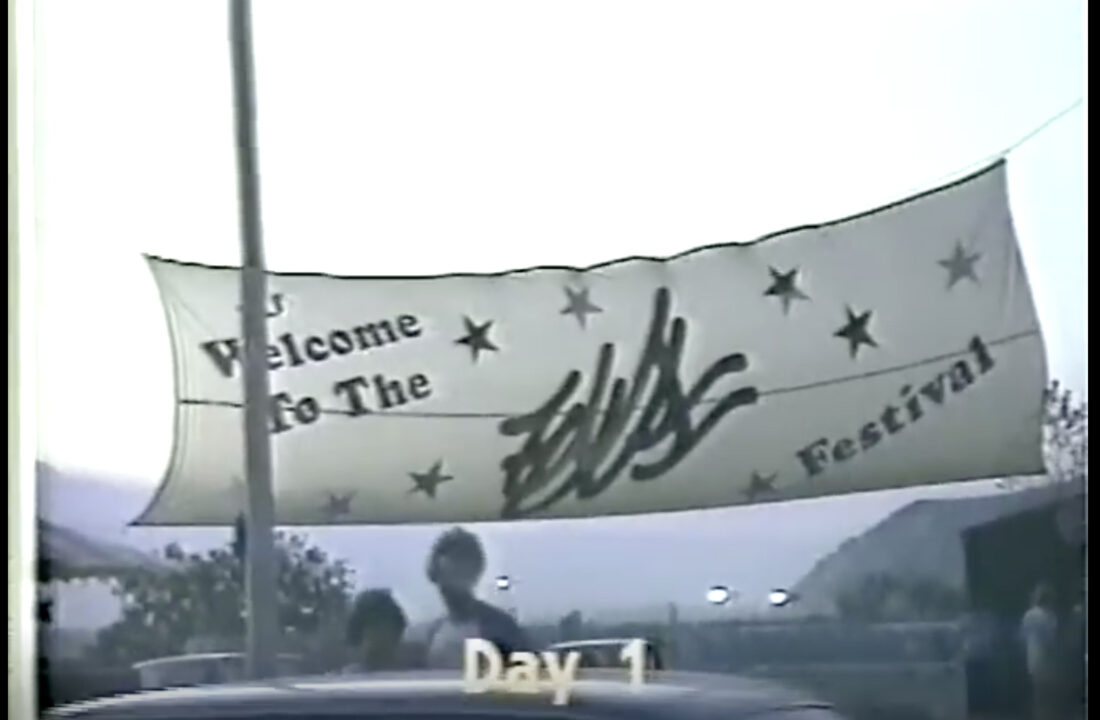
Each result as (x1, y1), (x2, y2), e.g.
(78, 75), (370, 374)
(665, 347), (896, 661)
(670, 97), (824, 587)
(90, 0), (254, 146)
(422, 527), (531, 669)
(1020, 583), (1063, 720)
(343, 589), (417, 673)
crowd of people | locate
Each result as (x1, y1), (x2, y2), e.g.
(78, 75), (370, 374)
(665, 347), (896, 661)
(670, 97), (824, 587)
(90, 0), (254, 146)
(342, 526), (532, 673)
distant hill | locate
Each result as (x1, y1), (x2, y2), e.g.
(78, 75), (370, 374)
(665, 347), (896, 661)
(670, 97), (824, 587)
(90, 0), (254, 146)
(36, 462), (224, 553)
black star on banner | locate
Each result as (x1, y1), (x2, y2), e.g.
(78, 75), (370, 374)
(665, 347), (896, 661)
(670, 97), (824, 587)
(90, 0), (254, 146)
(322, 491), (355, 520)
(561, 286), (603, 329)
(834, 306), (878, 359)
(938, 241), (981, 290)
(409, 461), (454, 499)
(744, 471), (777, 501)
(763, 267), (810, 315)
(455, 316), (499, 362)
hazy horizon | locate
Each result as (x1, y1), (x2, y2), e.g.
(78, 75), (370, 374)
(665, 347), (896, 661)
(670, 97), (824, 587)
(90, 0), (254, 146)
(38, 460), (1014, 629)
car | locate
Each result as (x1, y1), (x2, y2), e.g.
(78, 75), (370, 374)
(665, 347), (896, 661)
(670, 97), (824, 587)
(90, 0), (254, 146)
(131, 653), (305, 690)
(545, 638), (665, 671)
(45, 669), (851, 719)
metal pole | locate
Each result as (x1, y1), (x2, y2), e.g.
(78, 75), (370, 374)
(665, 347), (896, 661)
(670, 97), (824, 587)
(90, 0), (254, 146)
(228, 0), (279, 680)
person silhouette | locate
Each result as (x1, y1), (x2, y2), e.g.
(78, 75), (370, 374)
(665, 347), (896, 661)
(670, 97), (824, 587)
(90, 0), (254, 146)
(1020, 583), (1062, 720)
(343, 589), (416, 673)
(422, 527), (531, 669)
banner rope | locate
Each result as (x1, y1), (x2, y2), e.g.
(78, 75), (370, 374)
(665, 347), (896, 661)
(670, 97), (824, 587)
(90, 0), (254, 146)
(913, 97), (1083, 193)
(179, 328), (1042, 420)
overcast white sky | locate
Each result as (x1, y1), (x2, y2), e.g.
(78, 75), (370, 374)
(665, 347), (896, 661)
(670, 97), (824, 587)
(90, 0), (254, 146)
(22, 0), (1087, 631)
(34, 1), (1085, 486)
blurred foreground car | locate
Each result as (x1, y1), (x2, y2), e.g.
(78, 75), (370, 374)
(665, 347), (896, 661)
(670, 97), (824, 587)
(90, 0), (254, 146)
(131, 653), (304, 690)
(46, 669), (851, 720)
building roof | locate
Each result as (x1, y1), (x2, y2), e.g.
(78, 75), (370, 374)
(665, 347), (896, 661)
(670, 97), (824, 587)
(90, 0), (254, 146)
(37, 518), (169, 582)
(789, 478), (1085, 615)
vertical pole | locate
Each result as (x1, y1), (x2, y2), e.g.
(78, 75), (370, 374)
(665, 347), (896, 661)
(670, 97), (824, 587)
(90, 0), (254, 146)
(228, 0), (278, 680)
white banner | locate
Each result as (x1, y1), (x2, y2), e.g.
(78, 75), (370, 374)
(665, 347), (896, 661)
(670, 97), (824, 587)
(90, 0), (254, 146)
(137, 161), (1046, 526)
